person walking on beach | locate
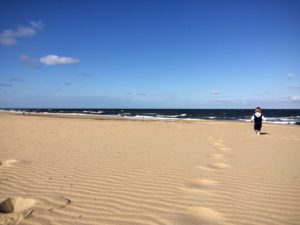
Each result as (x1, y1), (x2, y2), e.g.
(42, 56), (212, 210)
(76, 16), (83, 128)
(250, 107), (266, 135)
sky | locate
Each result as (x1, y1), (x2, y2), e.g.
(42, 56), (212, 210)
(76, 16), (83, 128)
(0, 0), (299, 108)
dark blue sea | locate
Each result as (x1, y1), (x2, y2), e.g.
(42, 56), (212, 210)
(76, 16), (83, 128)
(1, 108), (300, 125)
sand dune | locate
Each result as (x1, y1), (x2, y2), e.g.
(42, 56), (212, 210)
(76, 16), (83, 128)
(0, 113), (300, 225)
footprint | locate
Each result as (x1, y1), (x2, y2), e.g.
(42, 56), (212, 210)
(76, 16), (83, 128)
(0, 160), (17, 167)
(209, 163), (231, 170)
(188, 179), (218, 188)
(0, 197), (35, 213)
(213, 143), (224, 147)
(187, 207), (226, 225)
(0, 197), (35, 225)
(218, 147), (231, 152)
(180, 187), (215, 196)
(0, 195), (71, 225)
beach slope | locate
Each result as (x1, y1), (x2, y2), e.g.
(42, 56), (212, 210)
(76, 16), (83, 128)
(0, 113), (300, 225)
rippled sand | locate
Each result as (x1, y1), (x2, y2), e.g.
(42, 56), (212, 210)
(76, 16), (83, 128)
(1, 113), (300, 225)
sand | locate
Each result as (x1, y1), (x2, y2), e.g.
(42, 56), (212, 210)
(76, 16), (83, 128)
(0, 113), (300, 225)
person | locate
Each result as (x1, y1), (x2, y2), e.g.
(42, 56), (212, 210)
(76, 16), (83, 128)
(250, 107), (266, 135)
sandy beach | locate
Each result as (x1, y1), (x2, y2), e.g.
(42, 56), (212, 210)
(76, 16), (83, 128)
(0, 112), (300, 225)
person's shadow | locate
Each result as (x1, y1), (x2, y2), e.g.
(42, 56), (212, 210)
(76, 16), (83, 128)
(260, 132), (269, 135)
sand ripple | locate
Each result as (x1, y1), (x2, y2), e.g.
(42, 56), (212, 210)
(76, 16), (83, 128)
(0, 114), (299, 224)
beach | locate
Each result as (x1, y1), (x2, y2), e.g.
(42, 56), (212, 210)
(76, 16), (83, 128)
(0, 113), (300, 225)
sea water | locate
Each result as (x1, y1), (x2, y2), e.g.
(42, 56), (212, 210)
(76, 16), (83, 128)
(1, 108), (300, 125)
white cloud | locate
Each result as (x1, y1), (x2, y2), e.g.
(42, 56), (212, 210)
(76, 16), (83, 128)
(0, 21), (44, 46)
(40, 55), (80, 65)
(286, 73), (296, 80)
(30, 21), (44, 30)
(0, 31), (17, 45)
(289, 96), (300, 101)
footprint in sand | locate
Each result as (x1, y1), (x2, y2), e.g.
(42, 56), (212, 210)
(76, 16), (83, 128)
(187, 207), (226, 225)
(0, 197), (36, 213)
(0, 197), (35, 225)
(180, 187), (216, 196)
(217, 147), (231, 152)
(0, 160), (17, 167)
(209, 162), (231, 170)
(0, 195), (71, 225)
(211, 140), (231, 152)
(213, 142), (224, 147)
(197, 166), (213, 171)
(187, 179), (219, 189)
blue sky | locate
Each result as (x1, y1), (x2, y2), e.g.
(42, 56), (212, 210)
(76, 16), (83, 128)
(0, 0), (299, 108)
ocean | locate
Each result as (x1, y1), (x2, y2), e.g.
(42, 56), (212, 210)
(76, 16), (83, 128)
(1, 108), (300, 125)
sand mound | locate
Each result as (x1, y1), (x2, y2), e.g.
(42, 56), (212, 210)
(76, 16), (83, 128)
(0, 195), (71, 225)
(187, 207), (225, 225)
(170, 207), (226, 225)
(0, 197), (35, 225)
(209, 162), (231, 169)
(188, 179), (219, 188)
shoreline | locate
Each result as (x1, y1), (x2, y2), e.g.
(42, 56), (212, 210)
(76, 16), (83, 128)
(0, 111), (298, 127)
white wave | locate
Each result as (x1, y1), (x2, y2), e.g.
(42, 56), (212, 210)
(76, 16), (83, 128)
(237, 119), (249, 122)
(133, 115), (175, 120)
(154, 114), (187, 118)
(156, 114), (178, 118)
(182, 118), (204, 121)
(265, 121), (296, 125)
(0, 109), (23, 114)
(83, 110), (103, 114)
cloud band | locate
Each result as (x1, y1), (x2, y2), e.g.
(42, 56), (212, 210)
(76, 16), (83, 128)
(0, 21), (44, 46)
